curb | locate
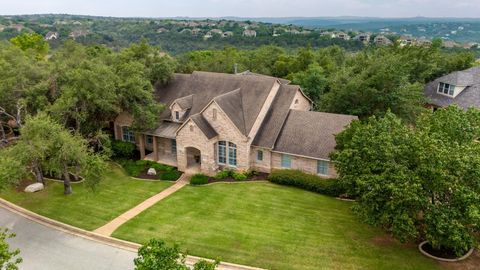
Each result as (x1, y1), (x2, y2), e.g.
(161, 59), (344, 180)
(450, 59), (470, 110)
(0, 198), (267, 270)
(418, 241), (474, 262)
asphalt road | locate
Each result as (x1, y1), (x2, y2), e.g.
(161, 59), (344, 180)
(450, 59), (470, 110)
(0, 207), (136, 270)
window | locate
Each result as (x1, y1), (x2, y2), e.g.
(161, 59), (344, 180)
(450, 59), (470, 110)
(175, 111), (180, 120)
(228, 142), (237, 166)
(257, 150), (263, 161)
(217, 141), (237, 166)
(121, 126), (135, 143)
(218, 141), (227, 164)
(171, 139), (177, 155)
(438, 82), (454, 96)
(146, 135), (153, 144)
(281, 154), (291, 168)
(212, 108), (217, 120)
(317, 160), (329, 176)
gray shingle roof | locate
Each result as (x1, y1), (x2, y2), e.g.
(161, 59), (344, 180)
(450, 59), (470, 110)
(273, 110), (357, 160)
(214, 88), (247, 135)
(424, 66), (480, 109)
(144, 121), (181, 139)
(173, 94), (193, 110)
(154, 71), (277, 136)
(252, 85), (298, 148)
(191, 114), (218, 139)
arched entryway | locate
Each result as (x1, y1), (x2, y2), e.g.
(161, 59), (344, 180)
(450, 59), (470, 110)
(185, 147), (201, 174)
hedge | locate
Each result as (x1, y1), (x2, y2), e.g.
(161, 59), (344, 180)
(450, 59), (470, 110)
(111, 140), (136, 159)
(268, 169), (344, 197)
(190, 174), (209, 185)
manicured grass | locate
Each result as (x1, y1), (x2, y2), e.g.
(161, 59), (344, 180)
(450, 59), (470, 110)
(0, 164), (172, 231)
(112, 183), (442, 270)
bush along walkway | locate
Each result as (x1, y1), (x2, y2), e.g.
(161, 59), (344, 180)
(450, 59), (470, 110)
(94, 174), (189, 236)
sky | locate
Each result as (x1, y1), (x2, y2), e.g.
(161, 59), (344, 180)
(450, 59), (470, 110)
(1, 0), (480, 18)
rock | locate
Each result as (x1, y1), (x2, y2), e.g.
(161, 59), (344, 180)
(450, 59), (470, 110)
(24, 183), (44, 193)
(147, 168), (157, 176)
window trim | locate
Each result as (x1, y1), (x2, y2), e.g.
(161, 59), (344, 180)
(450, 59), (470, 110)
(317, 160), (329, 176)
(171, 139), (177, 155)
(217, 140), (237, 167)
(281, 154), (291, 168)
(437, 82), (455, 96)
(121, 126), (135, 143)
(257, 150), (263, 161)
(175, 111), (180, 120)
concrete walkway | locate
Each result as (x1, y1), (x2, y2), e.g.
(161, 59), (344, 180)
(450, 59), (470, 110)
(94, 174), (189, 236)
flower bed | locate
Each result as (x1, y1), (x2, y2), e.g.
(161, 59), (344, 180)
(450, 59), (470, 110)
(116, 159), (181, 181)
(418, 241), (474, 262)
(190, 169), (268, 185)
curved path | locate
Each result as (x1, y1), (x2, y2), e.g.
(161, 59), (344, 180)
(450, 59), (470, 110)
(0, 207), (136, 270)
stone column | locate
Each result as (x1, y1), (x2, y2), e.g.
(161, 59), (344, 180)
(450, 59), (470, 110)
(138, 134), (145, 159)
(152, 136), (159, 161)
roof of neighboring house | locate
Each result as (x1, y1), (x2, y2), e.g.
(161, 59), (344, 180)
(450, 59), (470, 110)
(154, 71), (278, 136)
(273, 110), (357, 160)
(424, 66), (480, 109)
(191, 114), (218, 139)
(252, 85), (298, 148)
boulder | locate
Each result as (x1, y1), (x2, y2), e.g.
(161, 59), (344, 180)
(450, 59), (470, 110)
(147, 168), (157, 176)
(24, 183), (44, 193)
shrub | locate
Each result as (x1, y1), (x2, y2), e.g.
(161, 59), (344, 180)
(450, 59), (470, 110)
(160, 170), (181, 181)
(111, 140), (136, 159)
(214, 169), (232, 180)
(193, 259), (219, 270)
(268, 169), (344, 197)
(190, 174), (209, 185)
(232, 172), (247, 181)
(118, 159), (144, 177)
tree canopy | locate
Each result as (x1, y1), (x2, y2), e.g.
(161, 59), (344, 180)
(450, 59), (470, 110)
(332, 106), (480, 255)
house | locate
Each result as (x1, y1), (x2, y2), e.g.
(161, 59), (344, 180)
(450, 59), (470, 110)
(354, 33), (370, 43)
(209, 29), (223, 35)
(179, 29), (192, 34)
(424, 66), (480, 110)
(416, 38), (432, 47)
(45, 31), (59, 40)
(191, 28), (202, 35)
(113, 71), (357, 177)
(243, 29), (257, 37)
(335, 32), (350, 40)
(443, 40), (460, 48)
(399, 35), (415, 47)
(222, 31), (234, 38)
(156, 28), (169, 33)
(373, 35), (393, 46)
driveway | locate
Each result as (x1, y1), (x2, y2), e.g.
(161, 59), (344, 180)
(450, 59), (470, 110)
(0, 207), (136, 270)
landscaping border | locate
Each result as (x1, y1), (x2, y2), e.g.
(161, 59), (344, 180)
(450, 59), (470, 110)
(198, 180), (269, 186)
(418, 241), (474, 262)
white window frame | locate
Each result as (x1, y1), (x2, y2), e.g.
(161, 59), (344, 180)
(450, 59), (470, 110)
(217, 141), (227, 165)
(437, 82), (455, 96)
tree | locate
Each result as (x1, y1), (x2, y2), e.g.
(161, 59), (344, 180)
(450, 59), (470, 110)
(332, 107), (480, 255)
(134, 239), (219, 270)
(290, 63), (328, 108)
(0, 113), (107, 194)
(10, 32), (49, 59)
(0, 229), (22, 270)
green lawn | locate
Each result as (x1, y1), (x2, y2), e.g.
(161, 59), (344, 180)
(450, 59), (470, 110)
(112, 183), (442, 270)
(0, 164), (172, 231)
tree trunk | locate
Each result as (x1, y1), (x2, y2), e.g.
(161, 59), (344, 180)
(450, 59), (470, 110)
(63, 164), (72, 195)
(32, 160), (45, 185)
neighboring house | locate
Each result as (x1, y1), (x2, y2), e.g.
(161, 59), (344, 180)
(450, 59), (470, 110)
(354, 33), (370, 43)
(243, 29), (257, 37)
(416, 38), (432, 47)
(113, 71), (357, 177)
(209, 29), (223, 35)
(335, 32), (350, 40)
(179, 29), (192, 34)
(399, 35), (415, 47)
(191, 28), (202, 35)
(373, 35), (393, 46)
(424, 66), (480, 110)
(45, 31), (59, 40)
(443, 40), (460, 48)
(222, 31), (234, 38)
(157, 28), (169, 33)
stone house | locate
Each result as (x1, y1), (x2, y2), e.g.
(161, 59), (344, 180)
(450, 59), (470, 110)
(45, 31), (59, 40)
(373, 35), (393, 46)
(114, 71), (357, 177)
(243, 29), (257, 37)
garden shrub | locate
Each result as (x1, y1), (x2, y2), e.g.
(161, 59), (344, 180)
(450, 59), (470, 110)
(268, 169), (344, 197)
(118, 159), (144, 177)
(190, 174), (209, 185)
(214, 169), (232, 180)
(111, 140), (136, 159)
(160, 170), (181, 181)
(232, 172), (247, 181)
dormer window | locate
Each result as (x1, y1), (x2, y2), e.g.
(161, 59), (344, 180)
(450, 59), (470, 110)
(438, 82), (455, 96)
(175, 111), (180, 120)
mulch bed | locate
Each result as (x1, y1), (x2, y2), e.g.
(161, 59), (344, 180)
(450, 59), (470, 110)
(136, 170), (161, 180)
(421, 242), (461, 260)
(15, 178), (36, 192)
(207, 172), (269, 184)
